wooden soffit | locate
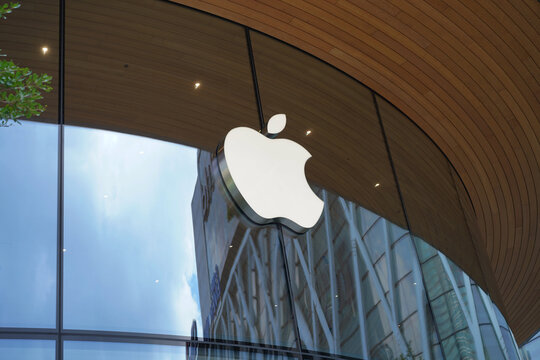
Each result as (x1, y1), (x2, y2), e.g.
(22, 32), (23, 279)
(171, 0), (540, 344)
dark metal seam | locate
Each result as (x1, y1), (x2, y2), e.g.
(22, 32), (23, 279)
(244, 28), (265, 131)
(372, 92), (447, 360)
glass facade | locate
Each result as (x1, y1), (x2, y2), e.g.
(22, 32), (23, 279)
(0, 1), (530, 359)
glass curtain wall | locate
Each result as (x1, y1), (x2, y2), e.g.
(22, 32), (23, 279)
(0, 1), (526, 360)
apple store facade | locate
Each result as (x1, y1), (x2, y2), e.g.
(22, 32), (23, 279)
(0, 1), (525, 360)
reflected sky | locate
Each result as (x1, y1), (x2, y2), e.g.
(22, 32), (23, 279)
(0, 122), (57, 328)
(64, 341), (185, 360)
(0, 339), (55, 360)
(63, 125), (202, 336)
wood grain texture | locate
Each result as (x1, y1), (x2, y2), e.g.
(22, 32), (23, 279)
(171, 0), (540, 343)
(0, 0), (59, 123)
(65, 0), (259, 151)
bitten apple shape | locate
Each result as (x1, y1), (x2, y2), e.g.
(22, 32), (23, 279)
(217, 114), (324, 233)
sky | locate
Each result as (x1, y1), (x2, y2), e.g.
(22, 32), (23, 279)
(0, 121), (203, 341)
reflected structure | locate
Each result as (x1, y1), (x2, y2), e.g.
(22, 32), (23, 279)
(192, 150), (296, 349)
(190, 147), (522, 360)
(0, 0), (532, 358)
(0, 339), (55, 360)
(0, 121), (524, 360)
(0, 122), (57, 328)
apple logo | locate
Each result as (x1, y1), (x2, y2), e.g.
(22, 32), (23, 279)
(217, 114), (324, 233)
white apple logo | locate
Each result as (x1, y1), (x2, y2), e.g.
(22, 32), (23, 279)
(217, 114), (324, 233)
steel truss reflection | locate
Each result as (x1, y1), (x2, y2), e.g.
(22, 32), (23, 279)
(199, 187), (522, 360)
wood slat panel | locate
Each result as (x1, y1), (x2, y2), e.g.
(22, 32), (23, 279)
(250, 31), (407, 230)
(65, 0), (259, 150)
(172, 0), (540, 343)
(0, 0), (59, 123)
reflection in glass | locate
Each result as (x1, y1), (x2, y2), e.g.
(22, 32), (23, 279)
(250, 31), (406, 231)
(0, 0), (59, 123)
(65, 0), (259, 151)
(282, 189), (435, 359)
(0, 339), (55, 360)
(0, 121), (57, 328)
(375, 95), (486, 292)
(64, 341), (296, 360)
(63, 126), (201, 335)
(192, 151), (296, 348)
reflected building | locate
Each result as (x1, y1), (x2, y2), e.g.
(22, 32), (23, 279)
(192, 150), (296, 351)
(0, 0), (536, 358)
(191, 150), (523, 360)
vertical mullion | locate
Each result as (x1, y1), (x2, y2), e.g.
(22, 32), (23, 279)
(372, 92), (446, 360)
(277, 226), (305, 360)
(244, 28), (265, 131)
(244, 25), (304, 358)
(57, 0), (66, 359)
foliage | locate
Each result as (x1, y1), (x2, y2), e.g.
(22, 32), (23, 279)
(1, 2), (52, 127)
(0, 60), (52, 126)
(0, 2), (20, 19)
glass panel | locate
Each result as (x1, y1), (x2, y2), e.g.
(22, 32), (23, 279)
(363, 219), (386, 263)
(376, 95), (486, 289)
(480, 324), (505, 360)
(356, 206), (380, 236)
(192, 151), (296, 348)
(370, 334), (399, 360)
(472, 285), (490, 324)
(441, 330), (476, 360)
(400, 312), (422, 358)
(0, 339), (55, 360)
(432, 344), (445, 360)
(250, 31), (406, 231)
(501, 328), (520, 360)
(64, 128), (295, 347)
(65, 0), (258, 151)
(282, 188), (425, 359)
(64, 341), (296, 360)
(414, 237), (437, 263)
(63, 126), (201, 335)
(394, 273), (417, 322)
(431, 291), (469, 339)
(393, 237), (414, 280)
(0, 0), (58, 123)
(0, 121), (57, 327)
(422, 257), (452, 301)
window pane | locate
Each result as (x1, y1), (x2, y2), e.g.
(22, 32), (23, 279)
(480, 324), (505, 360)
(63, 126), (201, 335)
(192, 151), (296, 347)
(376, 95), (487, 291)
(63, 127), (296, 348)
(64, 341), (296, 360)
(0, 122), (57, 328)
(281, 189), (427, 359)
(251, 31), (406, 231)
(0, 339), (55, 360)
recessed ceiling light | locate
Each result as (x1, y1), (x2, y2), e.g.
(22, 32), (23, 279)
(229, 245), (233, 248)
(194, 82), (201, 89)
(103, 194), (109, 199)
(62, 248), (67, 252)
(374, 183), (380, 188)
(305, 130), (312, 136)
(155, 279), (159, 283)
(41, 46), (48, 54)
(139, 151), (144, 155)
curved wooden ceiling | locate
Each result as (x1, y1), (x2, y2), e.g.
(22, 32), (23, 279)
(171, 0), (540, 343)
